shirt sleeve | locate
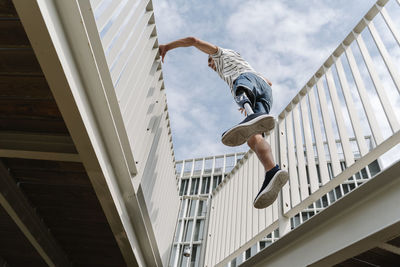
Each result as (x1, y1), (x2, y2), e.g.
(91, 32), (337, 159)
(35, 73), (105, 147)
(210, 47), (224, 59)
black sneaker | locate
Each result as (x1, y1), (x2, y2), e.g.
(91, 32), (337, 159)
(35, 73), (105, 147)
(221, 113), (275, 147)
(253, 165), (289, 209)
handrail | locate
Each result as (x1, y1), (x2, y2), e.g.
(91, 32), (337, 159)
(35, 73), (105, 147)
(205, 0), (400, 266)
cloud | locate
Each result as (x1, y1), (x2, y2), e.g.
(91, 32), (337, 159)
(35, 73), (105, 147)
(152, 0), (385, 160)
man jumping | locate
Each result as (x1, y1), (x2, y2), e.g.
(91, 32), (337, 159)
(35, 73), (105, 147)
(159, 37), (289, 209)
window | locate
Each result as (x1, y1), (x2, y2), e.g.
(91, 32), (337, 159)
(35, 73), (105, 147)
(193, 160), (203, 175)
(180, 245), (189, 267)
(193, 219), (204, 241)
(225, 155), (236, 172)
(259, 241), (266, 250)
(188, 199), (197, 218)
(175, 221), (182, 242)
(190, 244), (201, 267)
(179, 199), (188, 218)
(201, 176), (210, 194)
(197, 200), (207, 217)
(175, 162), (183, 176)
(204, 158), (213, 174)
(180, 179), (189, 196)
(245, 248), (251, 260)
(184, 220), (194, 242)
(190, 178), (200, 195)
(183, 161), (192, 176)
(212, 175), (222, 190)
(368, 160), (381, 177)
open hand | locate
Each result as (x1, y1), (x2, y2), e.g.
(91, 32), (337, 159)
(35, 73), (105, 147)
(159, 44), (168, 63)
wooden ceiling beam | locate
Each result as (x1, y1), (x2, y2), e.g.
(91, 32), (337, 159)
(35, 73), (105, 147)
(0, 131), (80, 162)
(0, 160), (72, 267)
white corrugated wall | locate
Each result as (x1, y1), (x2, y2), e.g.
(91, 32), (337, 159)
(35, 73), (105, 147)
(89, 0), (180, 265)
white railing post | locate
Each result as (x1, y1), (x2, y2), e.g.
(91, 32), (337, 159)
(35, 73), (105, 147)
(316, 77), (341, 176)
(344, 42), (384, 145)
(292, 99), (309, 200)
(325, 67), (355, 167)
(356, 30), (400, 133)
(299, 92), (319, 193)
(335, 55), (369, 157)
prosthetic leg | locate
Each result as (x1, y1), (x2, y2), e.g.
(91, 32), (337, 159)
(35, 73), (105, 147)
(221, 89), (275, 147)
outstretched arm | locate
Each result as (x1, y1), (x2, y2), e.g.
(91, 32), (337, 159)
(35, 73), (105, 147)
(159, 37), (218, 62)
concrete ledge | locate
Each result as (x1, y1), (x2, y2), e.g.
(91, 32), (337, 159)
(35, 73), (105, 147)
(241, 160), (400, 267)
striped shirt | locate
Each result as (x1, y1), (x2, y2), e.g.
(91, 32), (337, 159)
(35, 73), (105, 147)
(210, 47), (260, 94)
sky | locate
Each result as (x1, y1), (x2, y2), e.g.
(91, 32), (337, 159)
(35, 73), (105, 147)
(151, 0), (400, 163)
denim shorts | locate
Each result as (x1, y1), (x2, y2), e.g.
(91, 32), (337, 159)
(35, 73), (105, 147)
(233, 72), (273, 114)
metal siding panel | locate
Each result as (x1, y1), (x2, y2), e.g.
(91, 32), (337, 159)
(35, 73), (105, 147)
(101, 0), (143, 50)
(107, 7), (149, 67)
(112, 21), (154, 86)
(96, 0), (121, 32)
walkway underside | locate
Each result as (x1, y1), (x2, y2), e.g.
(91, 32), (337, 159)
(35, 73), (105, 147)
(242, 160), (400, 267)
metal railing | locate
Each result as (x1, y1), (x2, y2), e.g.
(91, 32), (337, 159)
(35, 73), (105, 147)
(204, 0), (400, 266)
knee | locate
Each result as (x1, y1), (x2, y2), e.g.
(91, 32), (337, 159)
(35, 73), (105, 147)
(247, 134), (263, 150)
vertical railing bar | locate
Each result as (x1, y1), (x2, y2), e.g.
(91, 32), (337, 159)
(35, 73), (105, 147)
(344, 44), (384, 145)
(260, 153), (268, 230)
(212, 193), (221, 265)
(292, 101), (309, 200)
(226, 176), (234, 257)
(356, 32), (400, 133)
(368, 19), (400, 94)
(240, 163), (247, 247)
(205, 197), (214, 266)
(307, 85), (330, 185)
(270, 130), (279, 221)
(252, 154), (259, 238)
(245, 157), (252, 244)
(229, 166), (237, 255)
(285, 109), (301, 206)
(325, 67), (355, 167)
(278, 117), (291, 214)
(299, 95), (319, 193)
(335, 56), (369, 157)
(219, 178), (228, 263)
(380, 7), (400, 47)
(316, 78), (342, 177)
(235, 166), (241, 251)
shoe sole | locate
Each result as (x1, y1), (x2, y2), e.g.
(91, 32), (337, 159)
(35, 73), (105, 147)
(253, 170), (289, 209)
(222, 115), (275, 147)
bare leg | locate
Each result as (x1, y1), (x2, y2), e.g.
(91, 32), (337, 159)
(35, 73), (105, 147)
(247, 133), (275, 172)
